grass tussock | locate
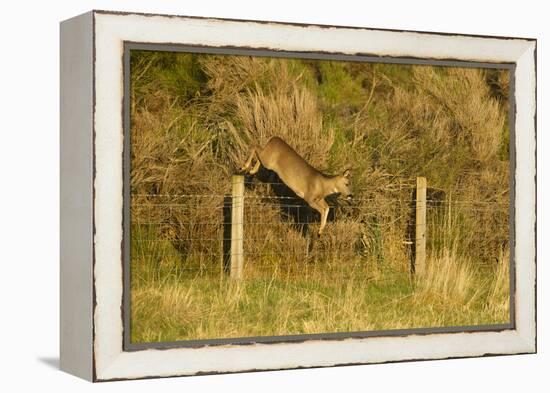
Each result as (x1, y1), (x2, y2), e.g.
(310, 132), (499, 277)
(484, 248), (511, 320)
(415, 247), (480, 306)
(129, 51), (511, 343)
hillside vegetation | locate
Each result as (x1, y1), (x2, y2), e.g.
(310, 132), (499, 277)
(130, 50), (511, 343)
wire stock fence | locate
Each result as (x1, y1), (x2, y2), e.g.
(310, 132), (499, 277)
(130, 176), (510, 279)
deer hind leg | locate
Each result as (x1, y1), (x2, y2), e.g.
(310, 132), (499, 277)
(249, 159), (261, 175)
(241, 148), (258, 173)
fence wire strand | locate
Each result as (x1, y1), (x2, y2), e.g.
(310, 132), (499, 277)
(130, 180), (510, 275)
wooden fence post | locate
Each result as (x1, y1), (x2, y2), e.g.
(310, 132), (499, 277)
(221, 195), (232, 275)
(230, 175), (244, 280)
(415, 176), (427, 274)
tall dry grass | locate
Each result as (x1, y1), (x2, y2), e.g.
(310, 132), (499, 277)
(129, 51), (511, 343)
(484, 248), (511, 320)
(232, 85), (334, 169)
(413, 67), (506, 162)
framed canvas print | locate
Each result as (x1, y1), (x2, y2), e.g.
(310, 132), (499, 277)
(60, 10), (537, 381)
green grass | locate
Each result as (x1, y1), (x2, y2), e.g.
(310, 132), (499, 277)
(130, 225), (510, 343)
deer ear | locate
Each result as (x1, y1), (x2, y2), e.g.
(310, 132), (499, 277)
(343, 169), (351, 178)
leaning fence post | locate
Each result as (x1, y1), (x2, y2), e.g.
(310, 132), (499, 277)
(230, 175), (245, 280)
(415, 176), (427, 274)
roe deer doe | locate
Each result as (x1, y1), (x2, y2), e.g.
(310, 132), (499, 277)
(241, 136), (352, 236)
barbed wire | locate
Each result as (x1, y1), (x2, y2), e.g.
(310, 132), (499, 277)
(129, 178), (509, 277)
(132, 250), (378, 258)
(133, 179), (420, 186)
(132, 193), (509, 204)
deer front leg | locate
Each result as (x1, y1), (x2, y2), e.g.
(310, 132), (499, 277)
(309, 199), (330, 237)
(317, 199), (330, 236)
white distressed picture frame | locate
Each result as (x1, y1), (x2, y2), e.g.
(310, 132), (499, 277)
(60, 10), (536, 382)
